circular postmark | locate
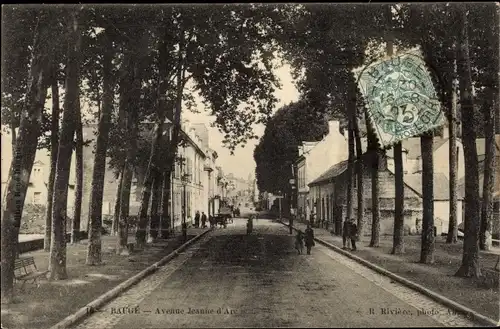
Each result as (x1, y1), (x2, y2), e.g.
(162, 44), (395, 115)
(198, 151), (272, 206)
(355, 49), (444, 146)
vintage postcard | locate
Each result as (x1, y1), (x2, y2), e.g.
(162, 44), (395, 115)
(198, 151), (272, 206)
(1, 3), (499, 329)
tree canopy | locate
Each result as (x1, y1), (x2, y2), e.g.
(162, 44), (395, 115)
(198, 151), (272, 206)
(254, 100), (329, 194)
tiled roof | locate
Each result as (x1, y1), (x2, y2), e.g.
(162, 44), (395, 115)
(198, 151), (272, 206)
(308, 160), (349, 186)
(403, 172), (463, 200)
(386, 137), (450, 159)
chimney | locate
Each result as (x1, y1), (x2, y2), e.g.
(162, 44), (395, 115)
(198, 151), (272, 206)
(328, 120), (340, 135)
(298, 145), (304, 156)
(441, 123), (449, 139)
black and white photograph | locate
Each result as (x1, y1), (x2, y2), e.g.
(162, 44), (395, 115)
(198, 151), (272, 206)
(1, 3), (499, 328)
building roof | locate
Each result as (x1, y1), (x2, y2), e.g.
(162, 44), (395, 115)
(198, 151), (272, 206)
(403, 172), (463, 200)
(457, 155), (500, 200)
(308, 160), (349, 186)
(385, 137), (449, 159)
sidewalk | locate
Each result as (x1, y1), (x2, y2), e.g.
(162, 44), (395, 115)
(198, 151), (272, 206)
(1, 227), (208, 329)
(285, 219), (499, 322)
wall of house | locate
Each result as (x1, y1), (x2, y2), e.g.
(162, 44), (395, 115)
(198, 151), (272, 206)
(171, 139), (207, 227)
(305, 121), (348, 187)
(309, 183), (335, 223)
(434, 200), (464, 235)
(432, 140), (465, 180)
(328, 168), (423, 235)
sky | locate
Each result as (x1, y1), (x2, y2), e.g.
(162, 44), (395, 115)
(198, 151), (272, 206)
(182, 62), (300, 181)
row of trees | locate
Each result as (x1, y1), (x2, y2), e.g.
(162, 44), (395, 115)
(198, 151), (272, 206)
(256, 3), (498, 277)
(1, 4), (284, 303)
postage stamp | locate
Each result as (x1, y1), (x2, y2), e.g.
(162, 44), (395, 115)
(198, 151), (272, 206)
(352, 47), (445, 148)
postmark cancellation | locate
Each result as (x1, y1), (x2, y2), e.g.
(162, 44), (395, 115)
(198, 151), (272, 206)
(353, 47), (445, 148)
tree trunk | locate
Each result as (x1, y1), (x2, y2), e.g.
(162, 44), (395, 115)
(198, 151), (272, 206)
(116, 161), (133, 255)
(345, 123), (355, 246)
(160, 170), (172, 238)
(455, 8), (481, 278)
(149, 171), (163, 242)
(420, 133), (435, 263)
(114, 54), (139, 256)
(86, 29), (114, 265)
(72, 95), (83, 244)
(112, 170), (123, 236)
(447, 69), (459, 244)
(49, 11), (81, 280)
(479, 90), (496, 251)
(136, 123), (164, 247)
(479, 7), (499, 251)
(136, 28), (187, 245)
(369, 142), (381, 247)
(0, 21), (49, 303)
(44, 71), (60, 251)
(351, 88), (364, 242)
(392, 141), (405, 254)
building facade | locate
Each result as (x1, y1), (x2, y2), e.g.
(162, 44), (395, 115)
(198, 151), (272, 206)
(295, 120), (349, 222)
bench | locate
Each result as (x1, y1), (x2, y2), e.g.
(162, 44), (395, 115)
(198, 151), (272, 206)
(14, 256), (48, 290)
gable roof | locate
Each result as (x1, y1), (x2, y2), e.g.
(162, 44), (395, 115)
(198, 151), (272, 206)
(309, 160), (349, 186)
(403, 172), (463, 200)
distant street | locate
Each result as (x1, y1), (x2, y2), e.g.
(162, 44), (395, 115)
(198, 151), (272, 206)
(72, 218), (474, 328)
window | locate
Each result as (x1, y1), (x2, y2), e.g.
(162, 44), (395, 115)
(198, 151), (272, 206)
(33, 167), (41, 178)
(33, 192), (41, 204)
(174, 162), (180, 179)
(187, 158), (193, 182)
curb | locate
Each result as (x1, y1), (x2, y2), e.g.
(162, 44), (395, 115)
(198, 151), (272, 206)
(49, 228), (212, 329)
(278, 220), (499, 327)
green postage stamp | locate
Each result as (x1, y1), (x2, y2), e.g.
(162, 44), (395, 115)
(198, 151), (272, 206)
(353, 47), (445, 148)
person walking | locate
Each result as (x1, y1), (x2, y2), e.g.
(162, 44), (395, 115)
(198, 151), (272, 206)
(295, 231), (304, 254)
(194, 211), (200, 228)
(342, 219), (351, 250)
(350, 219), (358, 251)
(304, 223), (315, 255)
(201, 212), (207, 228)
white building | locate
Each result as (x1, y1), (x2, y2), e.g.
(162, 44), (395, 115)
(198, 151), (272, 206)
(295, 120), (349, 221)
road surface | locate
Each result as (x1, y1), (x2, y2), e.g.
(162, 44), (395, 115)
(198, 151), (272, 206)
(73, 218), (477, 328)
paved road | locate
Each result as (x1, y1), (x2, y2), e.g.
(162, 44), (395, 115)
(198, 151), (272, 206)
(73, 219), (478, 328)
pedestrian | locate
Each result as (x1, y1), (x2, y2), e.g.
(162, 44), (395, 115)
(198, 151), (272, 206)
(194, 211), (200, 228)
(350, 219), (358, 251)
(201, 212), (207, 228)
(295, 231), (304, 254)
(304, 223), (315, 255)
(342, 219), (351, 250)
(209, 215), (214, 228)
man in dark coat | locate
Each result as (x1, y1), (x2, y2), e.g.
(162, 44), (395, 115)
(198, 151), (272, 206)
(342, 220), (351, 250)
(201, 212), (207, 228)
(304, 223), (315, 255)
(194, 211), (200, 228)
(350, 219), (358, 251)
